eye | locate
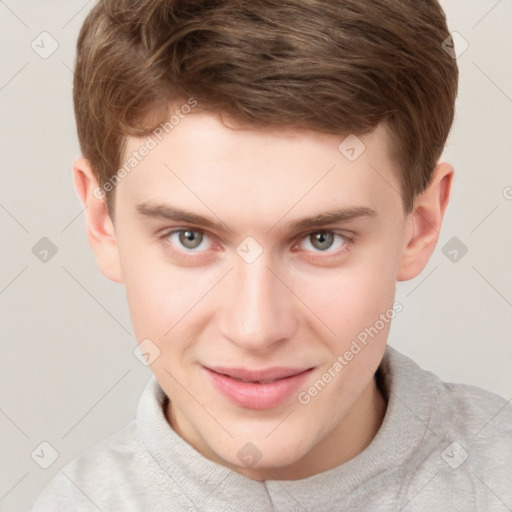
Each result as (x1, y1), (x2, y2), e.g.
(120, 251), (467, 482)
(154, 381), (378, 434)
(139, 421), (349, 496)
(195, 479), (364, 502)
(163, 229), (213, 252)
(297, 231), (351, 253)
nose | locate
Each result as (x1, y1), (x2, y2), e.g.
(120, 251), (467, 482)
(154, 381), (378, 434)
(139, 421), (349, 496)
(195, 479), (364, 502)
(217, 252), (298, 354)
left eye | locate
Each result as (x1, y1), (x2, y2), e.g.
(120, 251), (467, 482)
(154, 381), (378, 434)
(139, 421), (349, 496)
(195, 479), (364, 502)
(298, 231), (348, 252)
(167, 229), (213, 251)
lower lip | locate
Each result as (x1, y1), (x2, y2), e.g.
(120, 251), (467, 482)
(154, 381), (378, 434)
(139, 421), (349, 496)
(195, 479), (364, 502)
(204, 367), (314, 409)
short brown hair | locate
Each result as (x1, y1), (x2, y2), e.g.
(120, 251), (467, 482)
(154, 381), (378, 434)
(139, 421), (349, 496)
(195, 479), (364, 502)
(73, 0), (458, 216)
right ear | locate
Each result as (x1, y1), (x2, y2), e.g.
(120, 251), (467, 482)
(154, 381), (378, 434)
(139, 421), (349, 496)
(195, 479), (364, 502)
(72, 157), (123, 283)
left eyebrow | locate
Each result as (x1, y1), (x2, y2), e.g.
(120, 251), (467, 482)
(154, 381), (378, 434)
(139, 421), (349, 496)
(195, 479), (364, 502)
(283, 206), (378, 232)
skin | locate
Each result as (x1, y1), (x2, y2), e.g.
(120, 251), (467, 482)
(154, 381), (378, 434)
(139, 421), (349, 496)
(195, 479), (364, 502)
(73, 110), (453, 481)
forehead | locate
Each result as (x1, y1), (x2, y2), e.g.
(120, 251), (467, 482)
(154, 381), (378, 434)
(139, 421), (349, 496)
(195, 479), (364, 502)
(118, 112), (401, 222)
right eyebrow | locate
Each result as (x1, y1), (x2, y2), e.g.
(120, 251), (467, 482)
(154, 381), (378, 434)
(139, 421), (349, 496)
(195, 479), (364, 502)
(136, 202), (228, 231)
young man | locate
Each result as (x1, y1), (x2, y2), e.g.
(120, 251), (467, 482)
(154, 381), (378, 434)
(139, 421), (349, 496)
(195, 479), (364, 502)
(31, 0), (511, 510)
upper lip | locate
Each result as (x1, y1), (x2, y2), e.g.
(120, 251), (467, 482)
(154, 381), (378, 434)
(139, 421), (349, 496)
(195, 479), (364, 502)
(206, 366), (313, 382)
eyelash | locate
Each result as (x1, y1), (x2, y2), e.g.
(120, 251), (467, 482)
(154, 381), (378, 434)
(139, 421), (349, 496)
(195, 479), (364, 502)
(157, 228), (354, 260)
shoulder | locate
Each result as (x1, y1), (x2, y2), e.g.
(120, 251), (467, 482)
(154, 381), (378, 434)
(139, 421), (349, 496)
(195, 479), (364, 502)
(441, 380), (511, 437)
(424, 364), (511, 457)
(28, 420), (179, 512)
(420, 382), (511, 511)
(383, 345), (511, 444)
(437, 380), (512, 489)
(28, 421), (134, 511)
(386, 347), (512, 511)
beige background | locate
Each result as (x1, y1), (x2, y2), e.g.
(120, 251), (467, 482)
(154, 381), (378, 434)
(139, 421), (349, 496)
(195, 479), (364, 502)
(1, 1), (511, 510)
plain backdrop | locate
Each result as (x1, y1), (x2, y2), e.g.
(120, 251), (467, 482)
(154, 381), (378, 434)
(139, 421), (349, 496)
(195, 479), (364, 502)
(1, 1), (511, 511)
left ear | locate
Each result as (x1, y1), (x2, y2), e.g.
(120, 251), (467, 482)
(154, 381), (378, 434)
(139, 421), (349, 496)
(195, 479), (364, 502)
(397, 162), (454, 281)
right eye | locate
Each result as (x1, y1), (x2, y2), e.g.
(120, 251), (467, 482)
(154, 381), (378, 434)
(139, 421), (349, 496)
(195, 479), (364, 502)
(160, 228), (215, 253)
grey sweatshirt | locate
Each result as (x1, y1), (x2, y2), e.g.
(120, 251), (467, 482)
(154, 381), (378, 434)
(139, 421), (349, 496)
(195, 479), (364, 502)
(29, 345), (512, 511)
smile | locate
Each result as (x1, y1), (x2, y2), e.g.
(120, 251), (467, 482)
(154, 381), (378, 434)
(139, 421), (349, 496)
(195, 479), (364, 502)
(203, 366), (314, 409)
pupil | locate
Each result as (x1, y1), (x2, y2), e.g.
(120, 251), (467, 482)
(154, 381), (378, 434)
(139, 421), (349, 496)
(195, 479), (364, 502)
(312, 232), (333, 250)
(180, 230), (202, 249)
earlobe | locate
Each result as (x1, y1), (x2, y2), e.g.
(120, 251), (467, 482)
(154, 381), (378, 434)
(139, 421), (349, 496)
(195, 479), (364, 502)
(72, 157), (124, 283)
(397, 162), (454, 282)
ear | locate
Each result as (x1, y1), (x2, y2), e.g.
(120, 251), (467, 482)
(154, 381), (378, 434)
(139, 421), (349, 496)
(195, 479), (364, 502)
(397, 162), (454, 281)
(72, 157), (123, 283)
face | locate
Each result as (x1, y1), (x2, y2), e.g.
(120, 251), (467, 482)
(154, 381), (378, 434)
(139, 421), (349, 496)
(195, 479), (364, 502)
(81, 110), (450, 481)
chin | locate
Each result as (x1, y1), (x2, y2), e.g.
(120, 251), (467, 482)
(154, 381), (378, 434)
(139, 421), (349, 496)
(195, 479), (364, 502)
(225, 436), (312, 473)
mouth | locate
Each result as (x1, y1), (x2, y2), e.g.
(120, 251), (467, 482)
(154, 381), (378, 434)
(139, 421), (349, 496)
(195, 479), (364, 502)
(221, 375), (289, 384)
(207, 365), (313, 382)
(203, 366), (314, 409)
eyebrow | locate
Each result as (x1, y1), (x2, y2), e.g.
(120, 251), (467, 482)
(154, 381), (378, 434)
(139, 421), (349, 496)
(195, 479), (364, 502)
(136, 202), (378, 233)
(286, 206), (378, 231)
(136, 202), (228, 231)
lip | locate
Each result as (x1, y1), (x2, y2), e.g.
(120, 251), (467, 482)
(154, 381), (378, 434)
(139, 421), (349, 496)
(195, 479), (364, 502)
(204, 366), (314, 409)
(207, 365), (313, 382)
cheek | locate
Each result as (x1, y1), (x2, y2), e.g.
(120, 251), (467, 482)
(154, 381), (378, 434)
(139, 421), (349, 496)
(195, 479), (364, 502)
(291, 260), (396, 337)
(120, 246), (203, 340)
